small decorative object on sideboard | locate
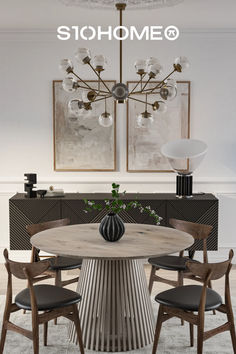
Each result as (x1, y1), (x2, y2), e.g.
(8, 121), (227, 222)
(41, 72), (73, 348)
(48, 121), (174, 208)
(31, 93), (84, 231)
(84, 183), (162, 242)
(24, 173), (37, 198)
(37, 190), (47, 198)
(45, 186), (65, 198)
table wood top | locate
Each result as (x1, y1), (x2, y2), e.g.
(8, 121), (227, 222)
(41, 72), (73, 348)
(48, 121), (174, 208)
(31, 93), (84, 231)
(31, 223), (194, 260)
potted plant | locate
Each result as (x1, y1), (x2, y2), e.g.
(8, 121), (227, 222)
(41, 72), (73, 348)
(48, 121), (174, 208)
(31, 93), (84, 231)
(84, 183), (162, 242)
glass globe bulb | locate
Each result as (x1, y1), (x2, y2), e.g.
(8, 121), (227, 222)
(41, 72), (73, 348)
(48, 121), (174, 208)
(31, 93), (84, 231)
(59, 59), (73, 75)
(93, 55), (107, 71)
(174, 56), (190, 72)
(153, 101), (167, 114)
(137, 111), (154, 128)
(148, 63), (163, 78)
(160, 86), (177, 101)
(146, 57), (160, 68)
(134, 59), (146, 75)
(62, 77), (77, 92)
(75, 48), (91, 64)
(98, 112), (113, 127)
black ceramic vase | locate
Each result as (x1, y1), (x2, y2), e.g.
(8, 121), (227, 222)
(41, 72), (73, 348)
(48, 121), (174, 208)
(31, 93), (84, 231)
(99, 213), (125, 242)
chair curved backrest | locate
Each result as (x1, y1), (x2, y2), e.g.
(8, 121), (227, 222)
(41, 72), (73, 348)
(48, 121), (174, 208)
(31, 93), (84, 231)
(3, 249), (50, 280)
(26, 218), (70, 262)
(169, 218), (213, 262)
(186, 249), (234, 281)
(26, 218), (70, 237)
(169, 219), (213, 240)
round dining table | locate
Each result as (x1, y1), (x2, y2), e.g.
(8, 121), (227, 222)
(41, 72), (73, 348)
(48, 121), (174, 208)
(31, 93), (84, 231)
(31, 223), (193, 352)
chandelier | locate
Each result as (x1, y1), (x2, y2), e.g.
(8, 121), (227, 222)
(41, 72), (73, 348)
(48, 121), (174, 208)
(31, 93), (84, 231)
(59, 1), (189, 128)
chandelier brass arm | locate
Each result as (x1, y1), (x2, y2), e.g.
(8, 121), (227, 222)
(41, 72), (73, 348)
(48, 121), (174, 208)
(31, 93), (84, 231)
(70, 70), (96, 91)
(76, 84), (109, 95)
(128, 73), (147, 95)
(87, 62), (112, 94)
(128, 68), (177, 96)
(93, 94), (113, 103)
(128, 96), (153, 107)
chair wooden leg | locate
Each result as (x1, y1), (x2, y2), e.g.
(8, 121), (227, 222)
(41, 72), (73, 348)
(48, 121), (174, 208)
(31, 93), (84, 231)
(0, 301), (11, 354)
(152, 304), (164, 354)
(197, 322), (204, 354)
(226, 303), (236, 353)
(54, 270), (62, 325)
(149, 265), (156, 294)
(178, 271), (184, 325)
(208, 280), (216, 315)
(189, 323), (194, 347)
(55, 270), (62, 287)
(43, 322), (48, 346)
(32, 317), (39, 354)
(0, 321), (7, 354)
(72, 304), (85, 354)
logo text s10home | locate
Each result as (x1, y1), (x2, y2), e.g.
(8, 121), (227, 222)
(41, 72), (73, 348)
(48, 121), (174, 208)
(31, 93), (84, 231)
(57, 25), (180, 41)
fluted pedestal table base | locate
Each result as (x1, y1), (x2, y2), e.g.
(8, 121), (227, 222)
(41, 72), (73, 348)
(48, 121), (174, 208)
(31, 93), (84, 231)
(69, 259), (155, 352)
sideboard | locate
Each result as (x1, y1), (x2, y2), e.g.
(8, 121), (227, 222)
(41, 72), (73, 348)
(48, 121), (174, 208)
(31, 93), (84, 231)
(9, 193), (218, 251)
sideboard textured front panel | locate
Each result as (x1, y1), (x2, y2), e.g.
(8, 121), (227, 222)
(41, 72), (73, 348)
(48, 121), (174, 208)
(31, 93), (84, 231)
(9, 193), (218, 251)
(9, 197), (61, 250)
(167, 199), (218, 251)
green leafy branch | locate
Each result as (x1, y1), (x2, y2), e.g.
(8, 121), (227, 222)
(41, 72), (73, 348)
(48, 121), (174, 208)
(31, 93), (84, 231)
(84, 183), (163, 225)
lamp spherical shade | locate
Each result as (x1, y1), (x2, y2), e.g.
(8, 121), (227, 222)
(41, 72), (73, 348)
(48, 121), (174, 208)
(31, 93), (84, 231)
(75, 48), (91, 64)
(134, 59), (146, 74)
(59, 59), (73, 75)
(62, 77), (77, 92)
(137, 112), (154, 128)
(93, 55), (107, 70)
(98, 112), (113, 127)
(174, 56), (190, 72)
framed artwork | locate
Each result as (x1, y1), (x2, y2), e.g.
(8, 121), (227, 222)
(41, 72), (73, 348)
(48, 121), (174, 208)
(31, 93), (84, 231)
(53, 80), (116, 171)
(127, 81), (190, 172)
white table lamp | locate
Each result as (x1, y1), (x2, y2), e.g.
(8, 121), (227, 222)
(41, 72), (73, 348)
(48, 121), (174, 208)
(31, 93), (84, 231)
(161, 139), (207, 198)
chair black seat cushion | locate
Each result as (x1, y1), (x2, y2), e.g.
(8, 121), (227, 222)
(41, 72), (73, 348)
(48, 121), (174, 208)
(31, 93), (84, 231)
(47, 256), (82, 271)
(155, 285), (222, 311)
(148, 255), (199, 271)
(15, 284), (81, 311)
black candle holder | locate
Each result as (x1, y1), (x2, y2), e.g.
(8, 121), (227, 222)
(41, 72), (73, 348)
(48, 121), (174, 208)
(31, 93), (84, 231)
(24, 173), (37, 198)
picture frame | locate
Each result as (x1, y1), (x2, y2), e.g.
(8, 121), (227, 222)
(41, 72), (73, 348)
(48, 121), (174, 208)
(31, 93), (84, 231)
(53, 80), (116, 171)
(126, 81), (190, 172)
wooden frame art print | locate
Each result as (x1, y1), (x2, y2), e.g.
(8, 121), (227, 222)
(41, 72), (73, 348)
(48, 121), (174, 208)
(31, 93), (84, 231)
(127, 81), (190, 172)
(53, 80), (116, 171)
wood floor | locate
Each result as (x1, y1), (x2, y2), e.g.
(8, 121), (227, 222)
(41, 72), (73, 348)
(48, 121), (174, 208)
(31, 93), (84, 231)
(0, 263), (235, 297)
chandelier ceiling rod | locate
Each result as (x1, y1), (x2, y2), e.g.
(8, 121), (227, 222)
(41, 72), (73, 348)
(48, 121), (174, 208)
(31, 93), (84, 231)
(116, 2), (126, 83)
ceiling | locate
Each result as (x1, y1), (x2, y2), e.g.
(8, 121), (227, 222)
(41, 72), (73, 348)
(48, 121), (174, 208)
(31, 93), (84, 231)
(0, 0), (235, 30)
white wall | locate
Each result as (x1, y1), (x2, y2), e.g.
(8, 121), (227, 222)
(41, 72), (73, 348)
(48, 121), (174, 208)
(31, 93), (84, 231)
(0, 29), (236, 261)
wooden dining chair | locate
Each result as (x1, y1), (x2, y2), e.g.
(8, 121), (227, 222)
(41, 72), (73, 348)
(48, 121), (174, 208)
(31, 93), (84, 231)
(0, 249), (85, 354)
(152, 249), (236, 354)
(148, 219), (213, 293)
(26, 218), (82, 288)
